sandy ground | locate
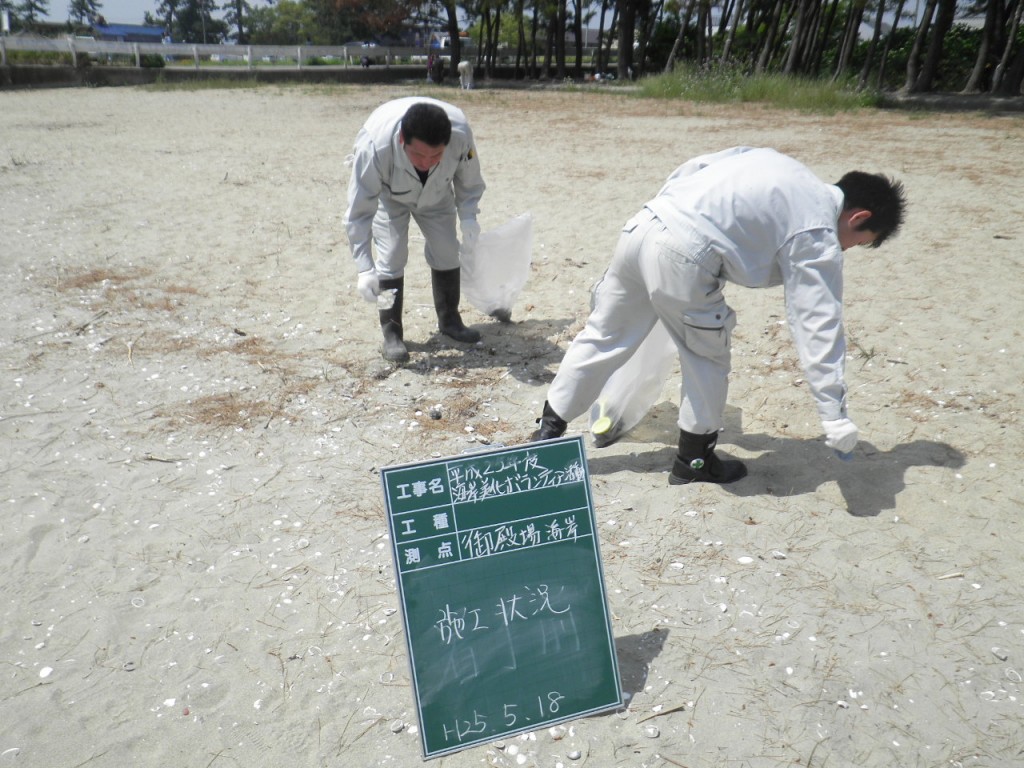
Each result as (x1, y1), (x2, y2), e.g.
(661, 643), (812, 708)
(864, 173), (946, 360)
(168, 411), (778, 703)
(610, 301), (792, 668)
(1, 82), (1023, 768)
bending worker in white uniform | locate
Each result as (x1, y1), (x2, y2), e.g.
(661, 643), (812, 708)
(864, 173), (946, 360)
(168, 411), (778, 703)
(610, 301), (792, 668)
(531, 146), (906, 485)
(345, 97), (486, 363)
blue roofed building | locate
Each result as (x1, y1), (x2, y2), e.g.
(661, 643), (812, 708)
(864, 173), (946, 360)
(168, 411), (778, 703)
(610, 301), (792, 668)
(93, 23), (165, 43)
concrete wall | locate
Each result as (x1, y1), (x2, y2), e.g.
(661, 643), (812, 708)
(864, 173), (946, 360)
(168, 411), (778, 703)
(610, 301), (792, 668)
(0, 63), (423, 90)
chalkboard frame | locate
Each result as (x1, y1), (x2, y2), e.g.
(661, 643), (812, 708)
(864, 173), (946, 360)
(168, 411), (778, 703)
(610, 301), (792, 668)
(381, 436), (623, 759)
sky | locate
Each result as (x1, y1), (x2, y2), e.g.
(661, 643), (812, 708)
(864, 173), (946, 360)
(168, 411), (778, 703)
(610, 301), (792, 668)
(42, 0), (264, 24)
(43, 0), (159, 23)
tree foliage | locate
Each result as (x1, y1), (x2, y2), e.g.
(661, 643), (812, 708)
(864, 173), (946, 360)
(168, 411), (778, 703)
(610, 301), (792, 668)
(143, 0), (227, 43)
(248, 0), (326, 44)
(17, 0), (50, 24)
(222, 0), (252, 43)
(68, 0), (102, 25)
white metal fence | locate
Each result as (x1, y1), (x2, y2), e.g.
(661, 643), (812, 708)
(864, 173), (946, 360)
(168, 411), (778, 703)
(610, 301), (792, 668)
(0, 34), (466, 69)
(1, 34), (612, 71)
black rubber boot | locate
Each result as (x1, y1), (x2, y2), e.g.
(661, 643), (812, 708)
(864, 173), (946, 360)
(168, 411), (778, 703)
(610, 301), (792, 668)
(431, 267), (481, 344)
(378, 276), (410, 363)
(530, 401), (568, 441)
(669, 429), (747, 485)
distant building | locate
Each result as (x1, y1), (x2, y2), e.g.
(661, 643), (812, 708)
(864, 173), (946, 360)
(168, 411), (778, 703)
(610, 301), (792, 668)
(92, 23), (165, 43)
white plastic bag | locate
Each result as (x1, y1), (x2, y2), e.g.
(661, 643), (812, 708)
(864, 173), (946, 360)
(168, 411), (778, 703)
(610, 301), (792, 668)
(461, 213), (533, 321)
(588, 320), (675, 446)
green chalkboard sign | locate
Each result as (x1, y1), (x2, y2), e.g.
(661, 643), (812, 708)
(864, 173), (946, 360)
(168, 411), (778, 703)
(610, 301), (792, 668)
(381, 435), (622, 759)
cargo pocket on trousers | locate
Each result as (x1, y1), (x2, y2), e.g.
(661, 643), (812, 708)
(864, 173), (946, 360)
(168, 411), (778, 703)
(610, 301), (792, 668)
(682, 308), (735, 360)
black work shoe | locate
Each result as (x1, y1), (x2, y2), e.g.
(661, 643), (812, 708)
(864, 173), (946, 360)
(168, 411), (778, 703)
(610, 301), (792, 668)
(432, 267), (480, 344)
(668, 428), (747, 484)
(381, 323), (409, 363)
(668, 454), (747, 484)
(439, 320), (481, 344)
(530, 401), (567, 441)
(377, 277), (409, 363)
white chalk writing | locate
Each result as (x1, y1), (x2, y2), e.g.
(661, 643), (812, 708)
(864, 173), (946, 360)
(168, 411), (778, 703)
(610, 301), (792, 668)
(433, 584), (572, 645)
(448, 453), (585, 503)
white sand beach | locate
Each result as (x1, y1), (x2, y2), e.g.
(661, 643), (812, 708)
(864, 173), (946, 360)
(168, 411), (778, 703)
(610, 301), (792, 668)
(1, 83), (1022, 767)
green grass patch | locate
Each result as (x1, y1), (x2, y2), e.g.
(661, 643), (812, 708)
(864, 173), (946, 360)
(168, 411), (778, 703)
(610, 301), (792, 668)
(640, 65), (884, 112)
(142, 75), (265, 91)
(6, 49), (74, 66)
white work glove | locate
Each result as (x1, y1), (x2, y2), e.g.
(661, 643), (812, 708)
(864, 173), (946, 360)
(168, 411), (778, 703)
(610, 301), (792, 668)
(460, 219), (481, 259)
(822, 417), (859, 455)
(357, 269), (380, 303)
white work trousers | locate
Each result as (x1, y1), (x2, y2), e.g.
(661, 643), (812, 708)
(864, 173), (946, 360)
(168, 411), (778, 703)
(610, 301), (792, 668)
(547, 209), (736, 434)
(371, 201), (460, 280)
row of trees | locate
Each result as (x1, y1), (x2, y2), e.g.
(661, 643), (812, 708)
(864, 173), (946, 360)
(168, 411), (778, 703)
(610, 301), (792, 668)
(3, 0), (1022, 94)
(496, 0), (1024, 94)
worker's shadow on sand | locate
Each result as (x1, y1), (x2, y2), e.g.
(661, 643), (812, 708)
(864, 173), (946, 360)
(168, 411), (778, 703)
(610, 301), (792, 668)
(722, 433), (965, 517)
(584, 403), (965, 518)
(396, 315), (573, 385)
(614, 627), (670, 702)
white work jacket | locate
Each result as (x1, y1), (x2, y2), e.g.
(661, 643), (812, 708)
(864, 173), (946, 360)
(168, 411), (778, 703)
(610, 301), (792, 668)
(344, 97), (486, 273)
(645, 147), (850, 421)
